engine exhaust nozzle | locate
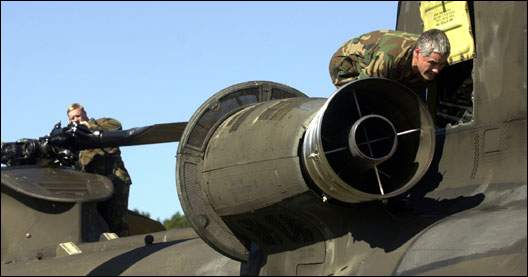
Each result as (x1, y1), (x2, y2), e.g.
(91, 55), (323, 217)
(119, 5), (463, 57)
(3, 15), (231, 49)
(348, 114), (398, 171)
(302, 78), (435, 203)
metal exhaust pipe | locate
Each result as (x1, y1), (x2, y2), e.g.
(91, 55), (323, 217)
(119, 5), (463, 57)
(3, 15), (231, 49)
(302, 78), (435, 202)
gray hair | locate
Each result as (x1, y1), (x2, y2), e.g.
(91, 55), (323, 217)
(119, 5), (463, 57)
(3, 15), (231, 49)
(416, 29), (451, 57)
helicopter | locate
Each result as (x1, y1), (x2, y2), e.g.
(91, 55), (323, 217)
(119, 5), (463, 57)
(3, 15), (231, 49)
(1, 1), (526, 275)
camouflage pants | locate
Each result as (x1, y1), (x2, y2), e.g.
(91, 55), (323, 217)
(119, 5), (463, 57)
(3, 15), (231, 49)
(98, 178), (130, 237)
(80, 153), (132, 237)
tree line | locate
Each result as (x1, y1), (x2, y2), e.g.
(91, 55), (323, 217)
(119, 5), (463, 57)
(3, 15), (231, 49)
(133, 209), (190, 229)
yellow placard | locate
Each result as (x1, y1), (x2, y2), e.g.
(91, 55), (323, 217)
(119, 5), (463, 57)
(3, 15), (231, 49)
(420, 1), (475, 64)
(58, 242), (82, 255)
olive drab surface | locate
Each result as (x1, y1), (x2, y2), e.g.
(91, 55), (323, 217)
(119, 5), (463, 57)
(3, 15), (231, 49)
(1, 2), (526, 276)
(329, 30), (427, 92)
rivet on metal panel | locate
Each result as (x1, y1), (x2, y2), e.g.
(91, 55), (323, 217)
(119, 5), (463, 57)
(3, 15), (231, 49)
(470, 133), (480, 179)
(210, 101), (220, 112)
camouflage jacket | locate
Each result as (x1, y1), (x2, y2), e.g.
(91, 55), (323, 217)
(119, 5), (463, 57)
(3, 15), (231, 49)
(329, 30), (431, 92)
(77, 118), (132, 186)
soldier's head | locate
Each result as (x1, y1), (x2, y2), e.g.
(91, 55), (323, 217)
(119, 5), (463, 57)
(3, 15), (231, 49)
(67, 103), (89, 124)
(412, 29), (451, 81)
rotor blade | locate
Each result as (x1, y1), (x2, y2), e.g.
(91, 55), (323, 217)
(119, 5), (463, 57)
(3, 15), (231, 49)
(119, 122), (188, 146)
(91, 122), (188, 148)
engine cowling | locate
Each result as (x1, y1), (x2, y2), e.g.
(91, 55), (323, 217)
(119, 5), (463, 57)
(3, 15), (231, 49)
(177, 78), (435, 261)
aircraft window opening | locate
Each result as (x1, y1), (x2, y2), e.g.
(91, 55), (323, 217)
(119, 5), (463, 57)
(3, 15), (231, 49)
(432, 58), (474, 129)
(417, 1), (476, 130)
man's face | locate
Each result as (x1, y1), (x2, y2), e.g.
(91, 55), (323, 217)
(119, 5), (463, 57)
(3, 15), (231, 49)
(413, 48), (448, 81)
(68, 108), (88, 124)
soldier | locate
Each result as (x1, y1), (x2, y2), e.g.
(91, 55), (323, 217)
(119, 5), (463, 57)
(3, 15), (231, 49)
(67, 103), (132, 237)
(329, 29), (450, 94)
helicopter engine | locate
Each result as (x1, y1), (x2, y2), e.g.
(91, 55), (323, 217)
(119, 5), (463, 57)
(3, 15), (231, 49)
(176, 78), (435, 261)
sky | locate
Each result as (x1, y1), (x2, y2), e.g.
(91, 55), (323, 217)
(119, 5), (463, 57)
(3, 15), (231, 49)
(1, 1), (398, 222)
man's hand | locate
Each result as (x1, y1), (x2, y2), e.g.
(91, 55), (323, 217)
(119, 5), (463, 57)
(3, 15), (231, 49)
(78, 120), (92, 128)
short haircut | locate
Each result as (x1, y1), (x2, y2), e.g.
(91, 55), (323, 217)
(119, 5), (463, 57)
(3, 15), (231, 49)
(67, 103), (85, 115)
(416, 29), (451, 57)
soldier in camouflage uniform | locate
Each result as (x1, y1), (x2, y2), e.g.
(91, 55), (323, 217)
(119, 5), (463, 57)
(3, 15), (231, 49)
(329, 29), (450, 93)
(67, 103), (132, 237)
